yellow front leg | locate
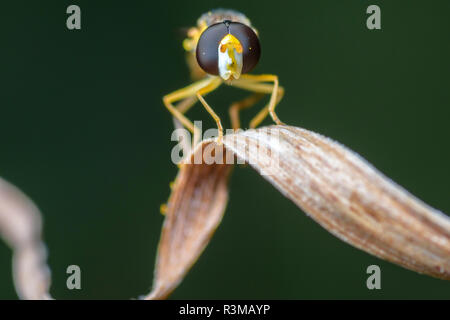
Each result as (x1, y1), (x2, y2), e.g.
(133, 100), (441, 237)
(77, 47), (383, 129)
(163, 77), (215, 135)
(162, 76), (223, 145)
(196, 77), (223, 144)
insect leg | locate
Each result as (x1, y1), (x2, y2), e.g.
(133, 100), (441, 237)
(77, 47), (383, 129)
(196, 77), (223, 143)
(162, 77), (216, 139)
(175, 95), (198, 114)
(232, 74), (285, 128)
(228, 93), (264, 131)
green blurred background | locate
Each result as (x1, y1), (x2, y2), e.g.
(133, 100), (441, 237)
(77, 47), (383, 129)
(1, 0), (449, 299)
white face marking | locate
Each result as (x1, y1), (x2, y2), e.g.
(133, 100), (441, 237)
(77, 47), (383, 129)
(218, 38), (243, 80)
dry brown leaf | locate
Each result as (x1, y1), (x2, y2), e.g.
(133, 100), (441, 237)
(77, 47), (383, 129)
(1, 125), (449, 300)
(146, 125), (450, 299)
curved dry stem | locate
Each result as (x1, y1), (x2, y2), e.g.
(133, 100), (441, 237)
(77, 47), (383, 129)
(0, 178), (52, 300)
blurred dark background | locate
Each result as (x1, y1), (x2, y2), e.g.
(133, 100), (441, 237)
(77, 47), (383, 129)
(1, 0), (449, 299)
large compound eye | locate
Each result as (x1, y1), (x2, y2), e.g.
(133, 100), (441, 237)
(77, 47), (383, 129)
(196, 21), (261, 76)
(228, 22), (261, 74)
(196, 23), (228, 75)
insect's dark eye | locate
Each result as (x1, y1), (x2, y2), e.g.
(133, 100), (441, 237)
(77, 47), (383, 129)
(196, 21), (261, 76)
(228, 22), (261, 74)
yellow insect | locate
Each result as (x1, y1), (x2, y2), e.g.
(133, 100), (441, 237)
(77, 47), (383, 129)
(163, 9), (284, 144)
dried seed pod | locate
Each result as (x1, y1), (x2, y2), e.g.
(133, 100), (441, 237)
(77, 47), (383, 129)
(146, 125), (450, 299)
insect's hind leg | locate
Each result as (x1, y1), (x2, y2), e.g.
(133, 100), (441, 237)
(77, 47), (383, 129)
(228, 93), (264, 131)
(249, 84), (284, 129)
(171, 96), (200, 153)
(175, 95), (197, 114)
(232, 74), (285, 128)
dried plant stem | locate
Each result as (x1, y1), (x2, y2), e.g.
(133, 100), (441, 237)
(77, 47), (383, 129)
(0, 178), (52, 300)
